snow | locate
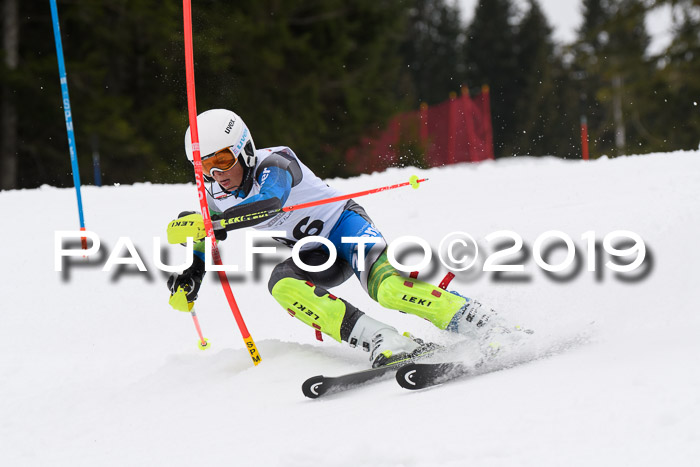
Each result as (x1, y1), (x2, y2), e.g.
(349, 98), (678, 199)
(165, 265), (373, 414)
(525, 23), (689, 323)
(2, 151), (700, 466)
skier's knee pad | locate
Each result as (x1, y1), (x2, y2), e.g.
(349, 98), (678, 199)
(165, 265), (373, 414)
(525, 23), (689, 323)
(270, 277), (353, 342)
(376, 275), (466, 330)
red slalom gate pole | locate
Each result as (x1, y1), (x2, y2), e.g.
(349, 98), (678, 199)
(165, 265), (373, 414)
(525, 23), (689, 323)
(182, 0), (260, 365)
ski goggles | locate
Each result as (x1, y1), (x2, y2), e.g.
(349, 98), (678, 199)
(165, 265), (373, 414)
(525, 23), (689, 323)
(201, 147), (239, 177)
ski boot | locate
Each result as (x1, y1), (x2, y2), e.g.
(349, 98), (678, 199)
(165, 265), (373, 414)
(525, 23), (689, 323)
(446, 291), (534, 358)
(375, 271), (500, 334)
(347, 314), (439, 368)
(375, 270), (533, 352)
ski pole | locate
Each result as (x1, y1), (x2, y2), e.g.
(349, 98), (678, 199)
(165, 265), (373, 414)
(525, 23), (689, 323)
(218, 175), (428, 228)
(286, 175), (427, 212)
(169, 288), (209, 349)
(182, 0), (260, 365)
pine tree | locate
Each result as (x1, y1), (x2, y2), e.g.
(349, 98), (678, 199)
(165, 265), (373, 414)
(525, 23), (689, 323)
(573, 0), (653, 157)
(12, 0), (185, 188)
(176, 0), (411, 179)
(399, 0), (465, 106)
(511, 0), (557, 156)
(1, 0), (19, 189)
(648, 0), (700, 150)
(7, 1), (412, 188)
(463, 0), (521, 157)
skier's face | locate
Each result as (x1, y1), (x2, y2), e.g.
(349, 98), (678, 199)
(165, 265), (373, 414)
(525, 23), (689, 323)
(211, 160), (244, 191)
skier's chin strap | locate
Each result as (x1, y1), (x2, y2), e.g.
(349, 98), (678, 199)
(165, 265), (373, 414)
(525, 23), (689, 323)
(209, 183), (234, 200)
(231, 165), (255, 198)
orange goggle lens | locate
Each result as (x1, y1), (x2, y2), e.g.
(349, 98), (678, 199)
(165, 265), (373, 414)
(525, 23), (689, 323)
(201, 147), (238, 177)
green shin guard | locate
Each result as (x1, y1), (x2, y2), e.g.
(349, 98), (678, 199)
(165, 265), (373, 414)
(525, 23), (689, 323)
(376, 275), (466, 330)
(270, 277), (348, 342)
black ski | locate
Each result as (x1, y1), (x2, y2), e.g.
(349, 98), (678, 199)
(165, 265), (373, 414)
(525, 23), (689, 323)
(395, 361), (470, 390)
(392, 326), (593, 391)
(302, 344), (463, 399)
(302, 364), (403, 399)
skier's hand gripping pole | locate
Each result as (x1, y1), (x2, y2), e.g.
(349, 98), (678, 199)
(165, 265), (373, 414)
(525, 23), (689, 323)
(169, 288), (209, 350)
(167, 255), (209, 349)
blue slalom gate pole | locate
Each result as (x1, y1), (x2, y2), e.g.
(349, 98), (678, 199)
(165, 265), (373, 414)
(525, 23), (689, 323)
(50, 0), (88, 248)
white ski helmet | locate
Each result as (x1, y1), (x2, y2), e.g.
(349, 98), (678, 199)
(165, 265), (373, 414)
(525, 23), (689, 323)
(184, 109), (257, 178)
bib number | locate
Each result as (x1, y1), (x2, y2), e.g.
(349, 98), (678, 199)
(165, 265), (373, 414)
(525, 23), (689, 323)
(274, 216), (325, 247)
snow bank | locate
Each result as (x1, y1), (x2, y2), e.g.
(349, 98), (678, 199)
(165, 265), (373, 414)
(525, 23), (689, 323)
(2, 151), (699, 466)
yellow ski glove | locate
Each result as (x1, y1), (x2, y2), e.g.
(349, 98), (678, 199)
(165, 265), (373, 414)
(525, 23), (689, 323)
(167, 212), (207, 244)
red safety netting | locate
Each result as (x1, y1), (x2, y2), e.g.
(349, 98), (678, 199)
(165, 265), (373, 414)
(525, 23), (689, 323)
(346, 88), (494, 174)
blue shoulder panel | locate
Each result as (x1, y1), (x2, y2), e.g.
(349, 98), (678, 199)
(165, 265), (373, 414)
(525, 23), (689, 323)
(238, 166), (293, 207)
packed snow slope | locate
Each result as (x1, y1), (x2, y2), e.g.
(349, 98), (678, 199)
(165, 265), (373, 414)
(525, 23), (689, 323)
(2, 151), (699, 466)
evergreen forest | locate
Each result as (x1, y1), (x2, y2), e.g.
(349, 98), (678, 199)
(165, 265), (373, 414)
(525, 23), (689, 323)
(1, 0), (698, 189)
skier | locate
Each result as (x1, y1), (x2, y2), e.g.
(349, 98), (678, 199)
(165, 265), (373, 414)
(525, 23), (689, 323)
(167, 109), (508, 367)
